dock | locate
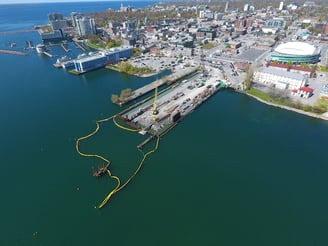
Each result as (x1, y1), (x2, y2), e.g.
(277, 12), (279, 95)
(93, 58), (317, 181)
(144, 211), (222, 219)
(119, 66), (226, 137)
(92, 164), (109, 178)
(60, 43), (70, 52)
(137, 135), (154, 149)
(43, 51), (54, 57)
(74, 41), (86, 52)
(0, 49), (28, 56)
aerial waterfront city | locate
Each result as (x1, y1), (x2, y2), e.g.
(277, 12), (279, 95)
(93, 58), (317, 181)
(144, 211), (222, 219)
(24, 0), (328, 119)
(31, 0), (327, 207)
(1, 0), (328, 245)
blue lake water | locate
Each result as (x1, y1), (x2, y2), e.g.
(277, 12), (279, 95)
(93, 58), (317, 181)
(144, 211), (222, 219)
(1, 2), (328, 245)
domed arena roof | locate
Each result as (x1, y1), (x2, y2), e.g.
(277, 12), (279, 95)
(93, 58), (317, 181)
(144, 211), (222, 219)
(274, 42), (320, 56)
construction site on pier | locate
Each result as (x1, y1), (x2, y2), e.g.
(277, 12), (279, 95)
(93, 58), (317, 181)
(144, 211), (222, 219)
(116, 66), (229, 144)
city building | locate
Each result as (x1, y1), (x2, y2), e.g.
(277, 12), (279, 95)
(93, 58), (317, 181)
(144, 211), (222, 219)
(243, 4), (249, 12)
(51, 20), (68, 30)
(279, 1), (284, 11)
(270, 42), (320, 64)
(225, 1), (229, 12)
(73, 46), (133, 73)
(266, 62), (316, 78)
(48, 13), (63, 22)
(253, 67), (308, 90)
(75, 17), (96, 37)
(71, 12), (80, 27)
(196, 28), (217, 40)
(303, 1), (315, 7)
(291, 87), (314, 98)
(265, 18), (286, 29)
(40, 29), (65, 42)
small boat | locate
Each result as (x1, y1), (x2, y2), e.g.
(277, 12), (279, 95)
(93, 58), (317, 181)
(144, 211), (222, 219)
(92, 164), (108, 178)
(56, 55), (70, 64)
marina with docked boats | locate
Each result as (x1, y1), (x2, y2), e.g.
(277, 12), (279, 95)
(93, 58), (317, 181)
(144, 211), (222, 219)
(38, 43), (134, 73)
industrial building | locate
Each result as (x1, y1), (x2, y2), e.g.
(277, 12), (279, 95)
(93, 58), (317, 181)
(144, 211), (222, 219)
(72, 46), (133, 74)
(253, 67), (308, 90)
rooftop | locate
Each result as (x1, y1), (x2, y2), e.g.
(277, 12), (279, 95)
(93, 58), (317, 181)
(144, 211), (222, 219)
(258, 67), (307, 81)
(274, 42), (320, 56)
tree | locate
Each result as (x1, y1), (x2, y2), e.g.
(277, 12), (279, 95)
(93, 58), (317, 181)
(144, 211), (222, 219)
(244, 66), (254, 90)
(111, 94), (119, 104)
(133, 47), (141, 57)
(119, 88), (132, 102)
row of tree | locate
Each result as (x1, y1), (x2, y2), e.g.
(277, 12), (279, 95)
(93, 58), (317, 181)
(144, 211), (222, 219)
(118, 62), (153, 75)
(111, 88), (132, 104)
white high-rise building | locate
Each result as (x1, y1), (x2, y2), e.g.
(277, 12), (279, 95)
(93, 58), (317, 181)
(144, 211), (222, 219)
(76, 17), (96, 37)
(225, 1), (229, 12)
(199, 10), (205, 18)
(279, 1), (284, 11)
(243, 3), (249, 12)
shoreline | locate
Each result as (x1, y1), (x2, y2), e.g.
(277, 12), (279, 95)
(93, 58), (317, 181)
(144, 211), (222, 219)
(105, 65), (162, 78)
(245, 91), (328, 121)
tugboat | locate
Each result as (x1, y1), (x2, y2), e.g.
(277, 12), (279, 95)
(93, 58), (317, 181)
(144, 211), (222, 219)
(92, 164), (108, 178)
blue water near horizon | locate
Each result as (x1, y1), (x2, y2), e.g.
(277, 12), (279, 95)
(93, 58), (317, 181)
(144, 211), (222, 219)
(1, 2), (328, 246)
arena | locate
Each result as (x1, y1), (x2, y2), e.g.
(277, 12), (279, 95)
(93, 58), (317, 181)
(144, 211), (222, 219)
(270, 41), (321, 64)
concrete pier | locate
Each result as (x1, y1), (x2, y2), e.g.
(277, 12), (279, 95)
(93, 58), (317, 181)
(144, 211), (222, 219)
(60, 43), (70, 52)
(0, 49), (28, 56)
(43, 51), (54, 57)
(116, 67), (198, 106)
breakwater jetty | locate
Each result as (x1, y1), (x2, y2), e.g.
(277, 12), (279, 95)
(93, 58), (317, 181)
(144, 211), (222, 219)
(0, 29), (37, 35)
(0, 49), (28, 56)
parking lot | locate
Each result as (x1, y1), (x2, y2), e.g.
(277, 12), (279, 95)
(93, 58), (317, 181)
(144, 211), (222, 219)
(295, 72), (328, 105)
(129, 47), (195, 73)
